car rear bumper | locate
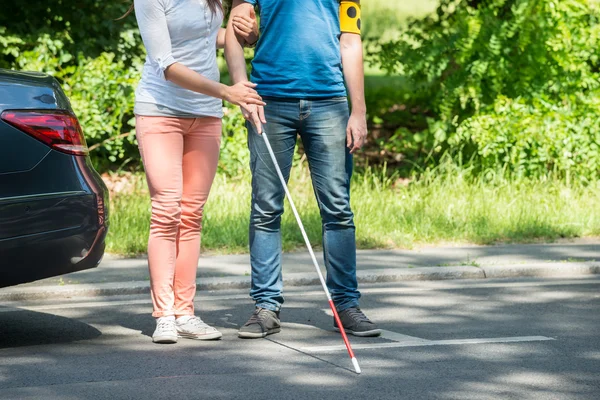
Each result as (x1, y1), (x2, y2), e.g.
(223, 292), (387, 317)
(0, 196), (108, 288)
(0, 155), (109, 288)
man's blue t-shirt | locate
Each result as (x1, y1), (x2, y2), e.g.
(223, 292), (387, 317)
(244, 0), (346, 99)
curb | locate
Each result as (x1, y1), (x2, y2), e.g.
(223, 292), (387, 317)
(1, 263), (599, 302)
(481, 263), (600, 278)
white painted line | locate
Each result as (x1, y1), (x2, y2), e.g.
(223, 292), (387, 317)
(426, 336), (555, 346)
(380, 330), (430, 343)
(90, 324), (143, 336)
(301, 336), (555, 353)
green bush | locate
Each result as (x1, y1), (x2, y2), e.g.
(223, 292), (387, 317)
(455, 94), (600, 181)
(377, 0), (600, 179)
(219, 104), (251, 177)
(66, 53), (142, 170)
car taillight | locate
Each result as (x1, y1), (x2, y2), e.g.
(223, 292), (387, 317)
(1, 110), (89, 155)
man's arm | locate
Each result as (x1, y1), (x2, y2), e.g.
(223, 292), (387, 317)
(341, 32), (367, 154)
(225, 0), (265, 131)
(225, 0), (252, 85)
(217, 11), (258, 49)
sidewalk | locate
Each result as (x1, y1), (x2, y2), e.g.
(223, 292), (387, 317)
(2, 240), (600, 301)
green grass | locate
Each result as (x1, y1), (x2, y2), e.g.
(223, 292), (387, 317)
(106, 166), (600, 256)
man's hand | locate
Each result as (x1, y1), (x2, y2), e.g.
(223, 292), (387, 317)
(340, 32), (367, 154)
(346, 111), (367, 154)
(241, 104), (267, 134)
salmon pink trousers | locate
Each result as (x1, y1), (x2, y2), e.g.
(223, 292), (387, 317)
(135, 116), (221, 318)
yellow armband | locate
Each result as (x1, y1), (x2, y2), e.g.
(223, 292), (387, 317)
(340, 0), (361, 35)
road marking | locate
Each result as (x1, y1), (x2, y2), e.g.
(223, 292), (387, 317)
(90, 324), (142, 336)
(301, 335), (555, 353)
(379, 329), (429, 343)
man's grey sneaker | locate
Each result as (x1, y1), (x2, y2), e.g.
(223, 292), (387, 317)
(176, 316), (222, 340)
(238, 307), (281, 339)
(334, 307), (382, 337)
(152, 316), (178, 344)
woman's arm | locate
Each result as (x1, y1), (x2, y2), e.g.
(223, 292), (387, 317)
(135, 0), (177, 79)
(135, 0), (264, 108)
(217, 28), (226, 49)
(164, 63), (264, 108)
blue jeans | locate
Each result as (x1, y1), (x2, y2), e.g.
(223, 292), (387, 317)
(247, 97), (361, 312)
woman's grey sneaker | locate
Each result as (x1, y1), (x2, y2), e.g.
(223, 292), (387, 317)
(176, 315), (222, 340)
(238, 307), (281, 339)
(152, 316), (178, 344)
(334, 307), (382, 337)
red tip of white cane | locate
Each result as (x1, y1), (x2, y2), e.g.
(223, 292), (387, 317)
(352, 357), (361, 374)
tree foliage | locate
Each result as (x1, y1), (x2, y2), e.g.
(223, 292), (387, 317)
(3, 1), (600, 179)
(378, 0), (600, 180)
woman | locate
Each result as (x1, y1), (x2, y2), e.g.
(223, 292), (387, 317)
(126, 0), (262, 344)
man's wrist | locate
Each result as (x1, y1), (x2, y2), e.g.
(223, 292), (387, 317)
(231, 73), (249, 85)
(246, 36), (258, 47)
(349, 98), (366, 115)
(351, 105), (367, 116)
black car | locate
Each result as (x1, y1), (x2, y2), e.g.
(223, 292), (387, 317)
(0, 69), (109, 288)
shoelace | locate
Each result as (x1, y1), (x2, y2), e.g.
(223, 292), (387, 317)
(345, 308), (370, 323)
(186, 317), (210, 329)
(156, 321), (175, 331)
(248, 308), (271, 323)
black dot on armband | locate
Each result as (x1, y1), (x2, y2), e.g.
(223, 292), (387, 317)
(347, 6), (357, 18)
(357, 18), (361, 30)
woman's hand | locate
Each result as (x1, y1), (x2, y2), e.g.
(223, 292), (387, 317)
(223, 81), (265, 109)
(232, 8), (259, 45)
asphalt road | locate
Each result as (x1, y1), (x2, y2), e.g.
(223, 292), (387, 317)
(1, 277), (599, 399)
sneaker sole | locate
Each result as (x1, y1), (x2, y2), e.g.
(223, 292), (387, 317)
(334, 327), (383, 337)
(152, 335), (178, 344)
(237, 327), (281, 339)
(178, 331), (223, 341)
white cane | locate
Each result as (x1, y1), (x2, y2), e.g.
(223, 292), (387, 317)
(260, 131), (361, 374)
